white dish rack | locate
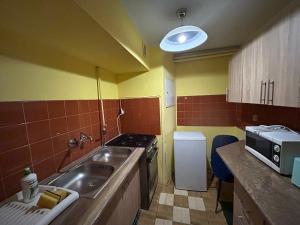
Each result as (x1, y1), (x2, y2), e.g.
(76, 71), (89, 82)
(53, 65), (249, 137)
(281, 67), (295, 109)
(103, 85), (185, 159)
(0, 185), (79, 225)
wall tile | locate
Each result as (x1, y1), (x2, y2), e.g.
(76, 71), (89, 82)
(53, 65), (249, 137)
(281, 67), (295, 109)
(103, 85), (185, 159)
(177, 95), (300, 131)
(238, 103), (300, 131)
(0, 124), (28, 152)
(90, 111), (100, 124)
(65, 100), (79, 116)
(52, 134), (69, 154)
(0, 180), (5, 201)
(0, 146), (31, 177)
(89, 100), (99, 112)
(0, 102), (24, 127)
(30, 139), (53, 164)
(177, 95), (238, 126)
(3, 170), (23, 197)
(50, 117), (68, 136)
(23, 101), (48, 122)
(27, 120), (51, 143)
(47, 101), (65, 119)
(121, 97), (160, 135)
(91, 123), (101, 142)
(70, 148), (86, 161)
(79, 113), (91, 128)
(177, 104), (184, 112)
(78, 100), (90, 114)
(33, 157), (56, 181)
(0, 98), (132, 200)
(67, 115), (80, 131)
(54, 151), (71, 171)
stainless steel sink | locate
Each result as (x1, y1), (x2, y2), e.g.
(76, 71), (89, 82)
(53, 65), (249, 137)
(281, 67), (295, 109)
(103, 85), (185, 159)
(48, 146), (134, 198)
(49, 163), (114, 197)
(92, 146), (132, 163)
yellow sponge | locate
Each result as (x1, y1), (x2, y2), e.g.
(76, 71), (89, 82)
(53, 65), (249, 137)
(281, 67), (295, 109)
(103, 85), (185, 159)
(53, 189), (69, 201)
(37, 193), (59, 209)
(44, 191), (61, 202)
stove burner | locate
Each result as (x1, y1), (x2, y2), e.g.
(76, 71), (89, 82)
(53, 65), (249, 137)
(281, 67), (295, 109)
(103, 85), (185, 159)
(106, 133), (156, 148)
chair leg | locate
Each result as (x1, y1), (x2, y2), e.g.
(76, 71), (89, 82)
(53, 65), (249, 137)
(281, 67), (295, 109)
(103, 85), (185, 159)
(215, 179), (222, 213)
(210, 173), (215, 187)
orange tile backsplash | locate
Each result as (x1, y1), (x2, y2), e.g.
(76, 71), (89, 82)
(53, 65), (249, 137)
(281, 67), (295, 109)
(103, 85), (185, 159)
(237, 103), (300, 131)
(0, 99), (109, 200)
(120, 97), (161, 135)
(177, 95), (300, 131)
(0, 97), (161, 201)
(177, 95), (238, 126)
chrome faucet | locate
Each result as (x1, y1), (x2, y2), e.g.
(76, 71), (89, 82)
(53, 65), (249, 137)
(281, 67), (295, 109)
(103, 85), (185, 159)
(79, 132), (93, 146)
(68, 132), (93, 149)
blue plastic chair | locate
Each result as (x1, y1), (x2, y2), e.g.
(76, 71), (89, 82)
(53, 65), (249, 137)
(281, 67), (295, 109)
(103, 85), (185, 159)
(210, 135), (238, 213)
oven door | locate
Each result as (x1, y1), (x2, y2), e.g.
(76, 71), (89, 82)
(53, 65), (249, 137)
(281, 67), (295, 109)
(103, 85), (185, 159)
(147, 147), (158, 203)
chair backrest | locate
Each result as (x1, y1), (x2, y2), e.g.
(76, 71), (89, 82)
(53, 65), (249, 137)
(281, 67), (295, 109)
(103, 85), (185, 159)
(211, 135), (238, 182)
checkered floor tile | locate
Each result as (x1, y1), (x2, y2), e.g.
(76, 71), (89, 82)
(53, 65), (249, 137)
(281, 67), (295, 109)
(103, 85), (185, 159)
(138, 179), (229, 225)
(157, 188), (205, 224)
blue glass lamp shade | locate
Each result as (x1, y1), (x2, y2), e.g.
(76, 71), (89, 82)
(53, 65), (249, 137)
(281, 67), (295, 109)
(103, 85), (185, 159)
(160, 25), (208, 52)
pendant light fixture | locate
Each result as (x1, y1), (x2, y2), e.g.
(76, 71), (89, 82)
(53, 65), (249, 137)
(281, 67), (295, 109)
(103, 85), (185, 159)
(160, 8), (208, 52)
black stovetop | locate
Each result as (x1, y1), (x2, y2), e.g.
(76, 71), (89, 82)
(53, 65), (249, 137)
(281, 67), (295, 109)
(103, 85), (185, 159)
(105, 133), (156, 148)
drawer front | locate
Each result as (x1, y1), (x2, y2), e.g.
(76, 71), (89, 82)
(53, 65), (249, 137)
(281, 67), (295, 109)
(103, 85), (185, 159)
(234, 181), (270, 225)
(234, 192), (250, 225)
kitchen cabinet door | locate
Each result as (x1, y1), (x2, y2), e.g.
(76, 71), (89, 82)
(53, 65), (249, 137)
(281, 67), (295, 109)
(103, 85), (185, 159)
(287, 6), (300, 107)
(267, 12), (290, 107)
(255, 34), (270, 104)
(122, 165), (141, 225)
(98, 165), (140, 225)
(232, 3), (300, 107)
(228, 51), (243, 102)
(233, 180), (271, 225)
(265, 5), (300, 107)
(241, 42), (254, 104)
(241, 39), (268, 104)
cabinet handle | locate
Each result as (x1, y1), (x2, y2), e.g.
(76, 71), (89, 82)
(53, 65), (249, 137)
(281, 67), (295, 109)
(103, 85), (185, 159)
(267, 80), (275, 105)
(263, 81), (267, 104)
(260, 81), (263, 103)
(260, 81), (267, 104)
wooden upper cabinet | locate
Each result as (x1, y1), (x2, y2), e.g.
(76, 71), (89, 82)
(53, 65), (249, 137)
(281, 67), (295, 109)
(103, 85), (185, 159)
(241, 35), (269, 104)
(266, 6), (300, 107)
(229, 3), (300, 107)
(287, 7), (300, 107)
(228, 51), (243, 102)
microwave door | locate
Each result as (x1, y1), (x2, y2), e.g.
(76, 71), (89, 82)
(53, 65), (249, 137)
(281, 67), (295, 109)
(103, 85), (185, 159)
(246, 131), (273, 160)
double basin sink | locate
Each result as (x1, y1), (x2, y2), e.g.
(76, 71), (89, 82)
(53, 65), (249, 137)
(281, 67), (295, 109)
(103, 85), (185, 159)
(48, 147), (133, 198)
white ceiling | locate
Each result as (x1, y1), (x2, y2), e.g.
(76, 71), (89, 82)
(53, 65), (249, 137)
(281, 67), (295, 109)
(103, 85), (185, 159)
(121, 0), (293, 50)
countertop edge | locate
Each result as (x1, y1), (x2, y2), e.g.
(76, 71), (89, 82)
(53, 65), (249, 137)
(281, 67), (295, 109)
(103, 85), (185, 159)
(217, 140), (300, 225)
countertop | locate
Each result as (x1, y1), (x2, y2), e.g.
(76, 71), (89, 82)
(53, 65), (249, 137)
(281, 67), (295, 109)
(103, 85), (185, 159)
(48, 147), (145, 225)
(217, 140), (300, 225)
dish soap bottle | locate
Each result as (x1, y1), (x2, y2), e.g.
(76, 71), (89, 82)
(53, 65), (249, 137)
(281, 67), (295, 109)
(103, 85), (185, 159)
(21, 167), (39, 203)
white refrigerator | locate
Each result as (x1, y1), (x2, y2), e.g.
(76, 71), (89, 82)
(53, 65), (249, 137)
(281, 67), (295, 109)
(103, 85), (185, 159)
(173, 131), (207, 191)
